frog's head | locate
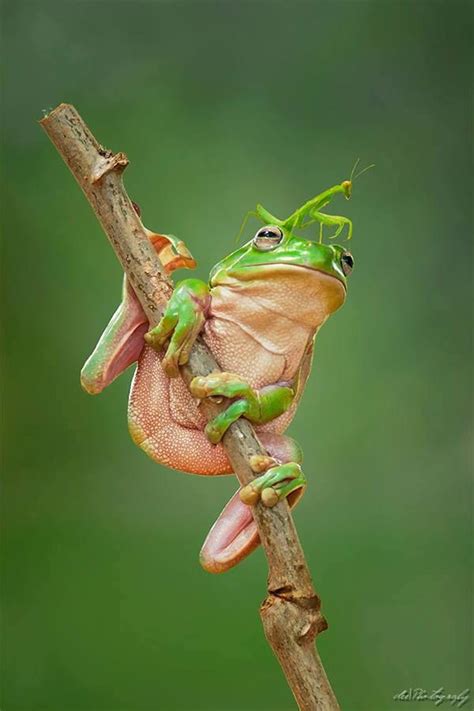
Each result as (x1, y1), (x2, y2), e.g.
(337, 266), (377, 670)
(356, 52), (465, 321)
(227, 224), (353, 286)
(210, 225), (354, 323)
(210, 168), (373, 324)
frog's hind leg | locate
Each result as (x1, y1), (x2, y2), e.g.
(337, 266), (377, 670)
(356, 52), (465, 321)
(81, 276), (148, 395)
(128, 345), (233, 475)
(81, 226), (196, 395)
(199, 433), (304, 573)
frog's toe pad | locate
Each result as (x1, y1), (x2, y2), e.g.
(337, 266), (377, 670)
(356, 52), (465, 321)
(261, 487), (280, 507)
(239, 483), (260, 506)
(249, 454), (277, 473)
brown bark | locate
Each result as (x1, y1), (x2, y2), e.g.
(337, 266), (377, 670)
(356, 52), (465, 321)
(40, 103), (340, 711)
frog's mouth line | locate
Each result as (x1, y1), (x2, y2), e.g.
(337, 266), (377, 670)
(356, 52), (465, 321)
(230, 262), (347, 290)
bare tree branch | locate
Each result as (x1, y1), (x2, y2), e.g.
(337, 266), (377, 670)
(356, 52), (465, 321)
(40, 103), (340, 711)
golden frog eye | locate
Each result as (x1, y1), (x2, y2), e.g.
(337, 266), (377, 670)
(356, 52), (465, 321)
(340, 251), (354, 276)
(253, 225), (284, 252)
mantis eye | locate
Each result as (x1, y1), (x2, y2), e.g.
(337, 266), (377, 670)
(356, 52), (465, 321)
(253, 225), (284, 252)
(340, 251), (354, 276)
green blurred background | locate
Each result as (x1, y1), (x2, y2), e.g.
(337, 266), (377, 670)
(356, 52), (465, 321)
(1, 1), (472, 710)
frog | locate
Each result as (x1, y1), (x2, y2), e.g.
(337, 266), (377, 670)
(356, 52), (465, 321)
(81, 175), (359, 573)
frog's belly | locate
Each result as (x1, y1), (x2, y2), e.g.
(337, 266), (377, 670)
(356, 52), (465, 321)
(202, 316), (300, 434)
(203, 317), (288, 389)
(165, 316), (299, 433)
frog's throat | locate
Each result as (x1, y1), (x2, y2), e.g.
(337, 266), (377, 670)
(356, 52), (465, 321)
(224, 263), (347, 326)
(210, 265), (345, 357)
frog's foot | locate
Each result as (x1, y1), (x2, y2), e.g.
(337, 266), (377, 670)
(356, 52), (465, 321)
(239, 461), (306, 508)
(199, 433), (304, 573)
(190, 372), (294, 444)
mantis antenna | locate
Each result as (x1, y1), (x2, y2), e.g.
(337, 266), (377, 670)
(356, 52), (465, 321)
(350, 157), (376, 182)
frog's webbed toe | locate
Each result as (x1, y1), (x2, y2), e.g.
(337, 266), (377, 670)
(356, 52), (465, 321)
(241, 432), (306, 509)
(240, 461), (306, 508)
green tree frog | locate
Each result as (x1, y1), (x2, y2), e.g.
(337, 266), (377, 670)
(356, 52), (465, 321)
(81, 178), (357, 573)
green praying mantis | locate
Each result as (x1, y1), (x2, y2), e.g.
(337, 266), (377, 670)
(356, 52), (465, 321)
(238, 158), (375, 244)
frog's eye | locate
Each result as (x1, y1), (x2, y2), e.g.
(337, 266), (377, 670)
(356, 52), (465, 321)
(253, 225), (284, 252)
(340, 251), (354, 276)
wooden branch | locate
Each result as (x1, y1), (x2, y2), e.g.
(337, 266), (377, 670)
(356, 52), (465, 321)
(40, 103), (340, 711)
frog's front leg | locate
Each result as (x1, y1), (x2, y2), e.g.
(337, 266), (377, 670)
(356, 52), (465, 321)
(190, 373), (295, 443)
(145, 278), (211, 377)
(190, 372), (305, 508)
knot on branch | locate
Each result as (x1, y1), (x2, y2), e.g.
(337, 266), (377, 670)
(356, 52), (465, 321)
(269, 584), (322, 609)
(261, 589), (328, 647)
(92, 151), (129, 183)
